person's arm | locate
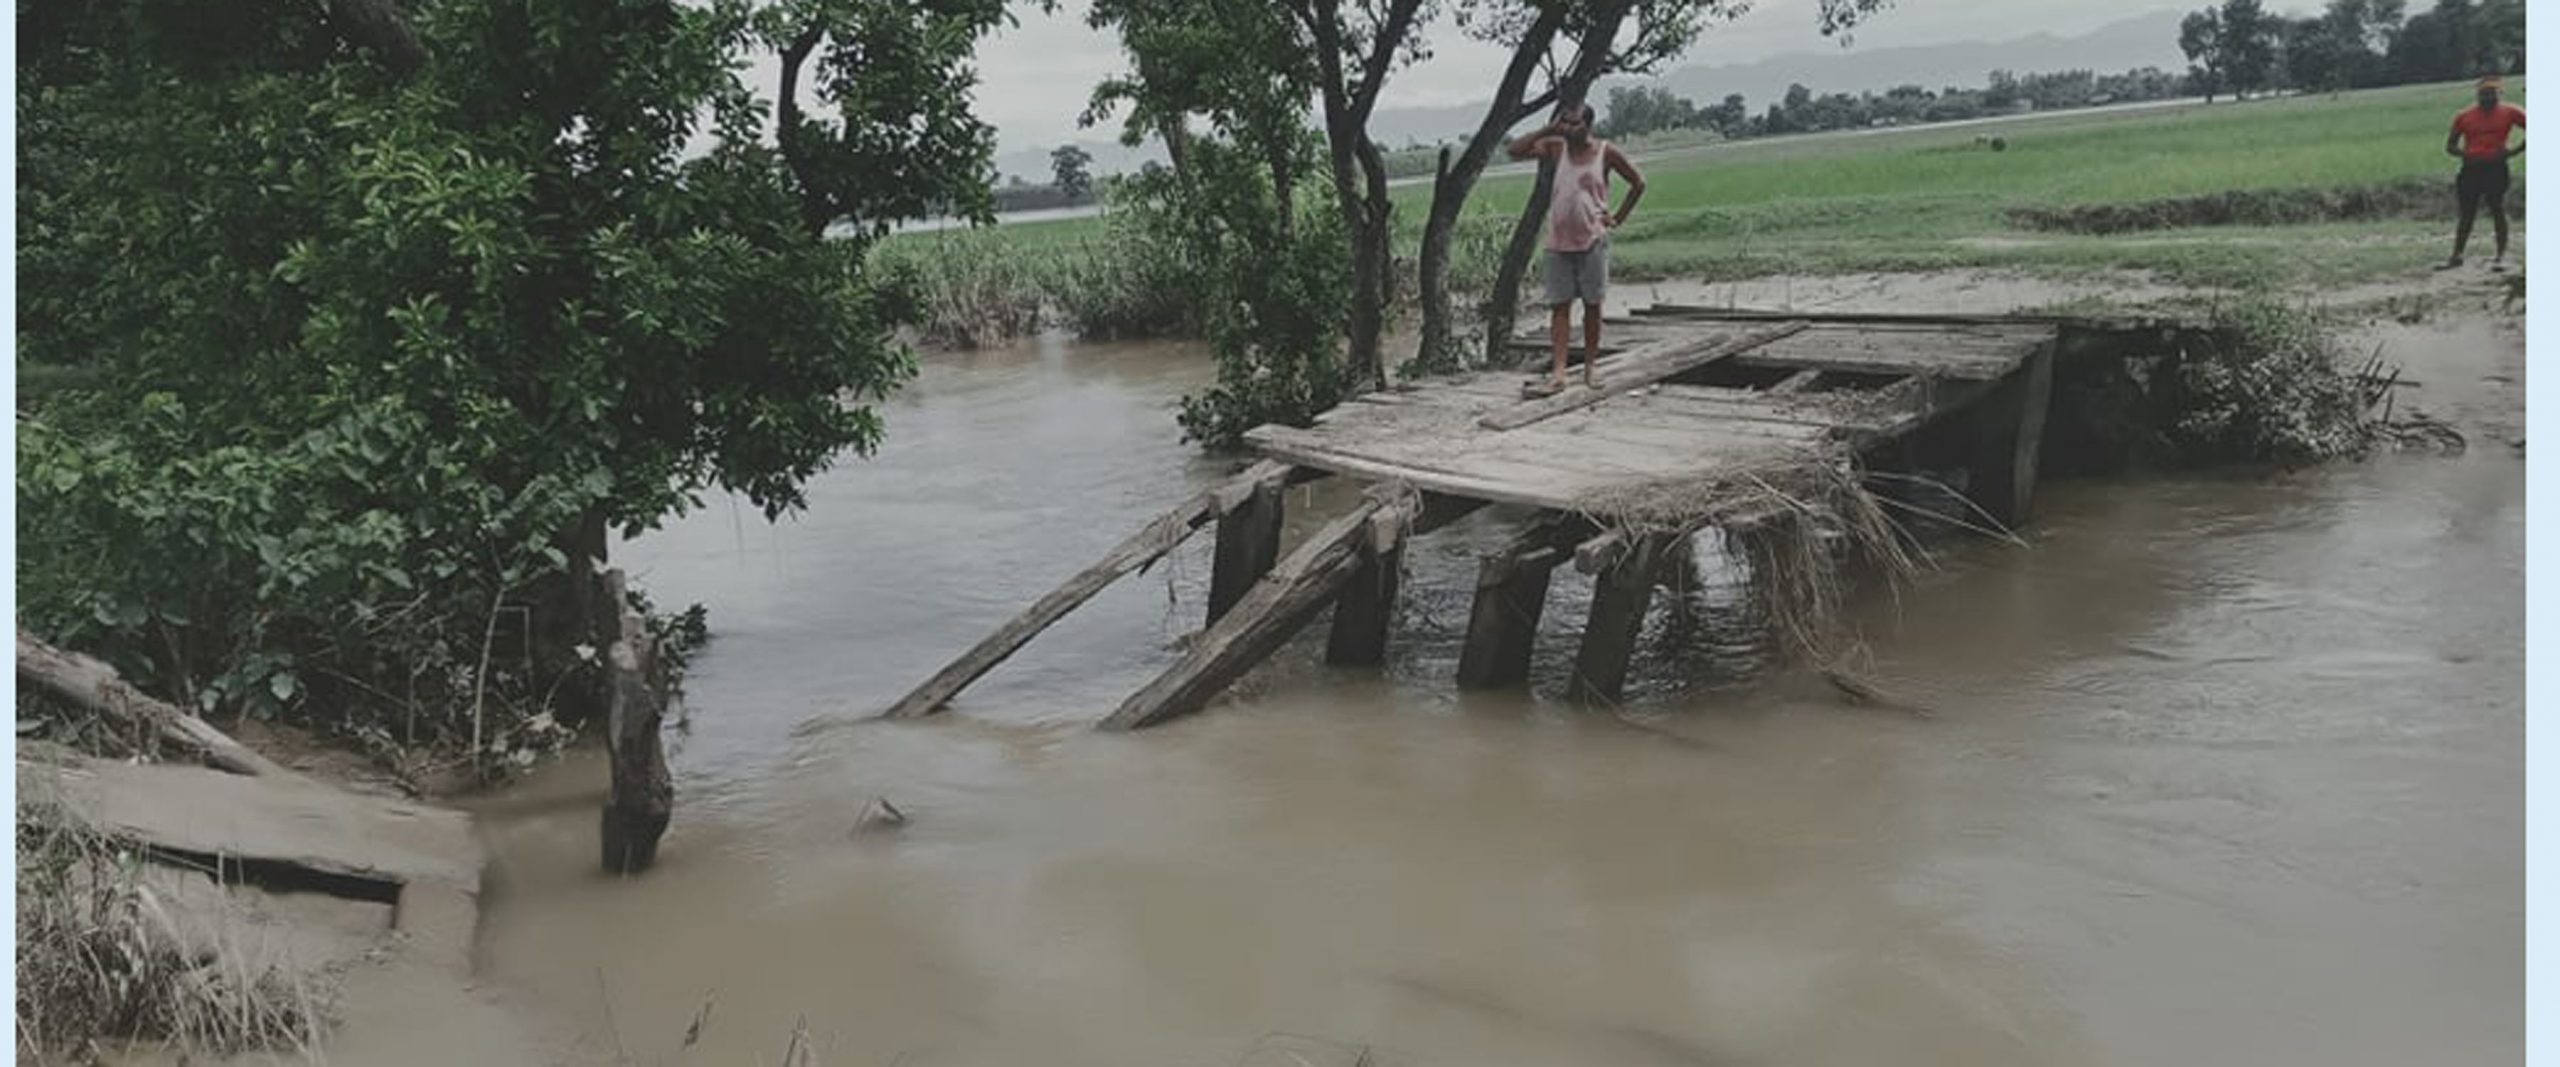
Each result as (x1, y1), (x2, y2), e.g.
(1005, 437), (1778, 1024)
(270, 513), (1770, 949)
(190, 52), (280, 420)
(2448, 118), (2466, 158)
(1604, 144), (1646, 228)
(2509, 108), (2526, 159)
(1507, 122), (1562, 161)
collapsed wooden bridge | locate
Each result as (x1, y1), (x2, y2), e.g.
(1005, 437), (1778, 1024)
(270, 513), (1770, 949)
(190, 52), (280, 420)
(885, 305), (2068, 730)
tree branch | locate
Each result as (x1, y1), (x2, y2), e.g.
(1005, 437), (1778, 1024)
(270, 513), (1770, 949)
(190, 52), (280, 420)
(1348, 0), (1426, 124)
(776, 21), (830, 235)
(326, 0), (427, 75)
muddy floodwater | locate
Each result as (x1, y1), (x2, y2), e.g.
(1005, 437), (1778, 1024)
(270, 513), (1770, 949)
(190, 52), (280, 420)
(461, 298), (2523, 1067)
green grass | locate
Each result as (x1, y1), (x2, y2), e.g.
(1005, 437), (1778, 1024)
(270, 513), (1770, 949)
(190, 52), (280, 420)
(886, 78), (2525, 325)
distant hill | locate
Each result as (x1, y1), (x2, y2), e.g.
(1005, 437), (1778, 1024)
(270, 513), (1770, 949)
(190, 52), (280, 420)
(996, 9), (2193, 179)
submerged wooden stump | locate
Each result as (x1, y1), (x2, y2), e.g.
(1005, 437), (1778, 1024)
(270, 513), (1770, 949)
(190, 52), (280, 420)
(1570, 534), (1665, 704)
(1456, 516), (1572, 690)
(599, 570), (671, 874)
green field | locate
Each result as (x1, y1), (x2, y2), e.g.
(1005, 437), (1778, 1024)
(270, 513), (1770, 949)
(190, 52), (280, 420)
(885, 79), (2525, 327)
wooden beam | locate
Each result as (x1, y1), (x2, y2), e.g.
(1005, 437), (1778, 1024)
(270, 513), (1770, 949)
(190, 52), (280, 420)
(17, 629), (291, 778)
(1209, 464), (1292, 623)
(880, 461), (1296, 719)
(1477, 322), (1810, 431)
(1101, 493), (1420, 731)
(1570, 535), (1665, 704)
(1457, 516), (1576, 690)
(1963, 344), (2056, 528)
(1412, 491), (1490, 535)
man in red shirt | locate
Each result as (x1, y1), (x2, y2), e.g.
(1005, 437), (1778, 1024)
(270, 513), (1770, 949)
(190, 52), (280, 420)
(2444, 76), (2525, 272)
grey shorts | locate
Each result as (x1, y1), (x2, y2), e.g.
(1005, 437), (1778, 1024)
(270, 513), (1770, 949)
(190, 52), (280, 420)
(1543, 235), (1609, 306)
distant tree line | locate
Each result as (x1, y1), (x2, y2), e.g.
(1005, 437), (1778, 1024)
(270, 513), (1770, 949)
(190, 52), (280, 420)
(1596, 66), (2190, 141)
(2179, 0), (2523, 102)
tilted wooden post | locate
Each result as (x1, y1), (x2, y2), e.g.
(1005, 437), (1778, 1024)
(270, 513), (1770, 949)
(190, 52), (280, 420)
(598, 569), (671, 874)
(1456, 516), (1571, 690)
(1102, 492), (1417, 731)
(1570, 534), (1664, 704)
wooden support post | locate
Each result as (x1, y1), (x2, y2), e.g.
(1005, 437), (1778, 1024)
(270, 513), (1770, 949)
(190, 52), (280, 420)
(598, 568), (671, 874)
(1570, 535), (1663, 704)
(1101, 493), (1418, 731)
(1456, 518), (1571, 690)
(1963, 344), (2055, 529)
(1324, 527), (1402, 669)
(1208, 465), (1290, 624)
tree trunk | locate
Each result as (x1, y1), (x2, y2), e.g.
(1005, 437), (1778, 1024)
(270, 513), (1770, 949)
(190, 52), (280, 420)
(1418, 7), (1567, 368)
(17, 629), (290, 778)
(597, 570), (671, 874)
(1482, 155), (1562, 360)
(529, 510), (613, 730)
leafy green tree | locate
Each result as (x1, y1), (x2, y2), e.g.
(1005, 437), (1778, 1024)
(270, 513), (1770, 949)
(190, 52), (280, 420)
(2218, 0), (2281, 98)
(2180, 7), (2229, 100)
(1085, 0), (1353, 448)
(18, 0), (1009, 754)
(1051, 145), (1097, 201)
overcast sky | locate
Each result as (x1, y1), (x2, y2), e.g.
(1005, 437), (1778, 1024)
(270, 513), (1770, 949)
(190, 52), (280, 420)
(971, 0), (2203, 153)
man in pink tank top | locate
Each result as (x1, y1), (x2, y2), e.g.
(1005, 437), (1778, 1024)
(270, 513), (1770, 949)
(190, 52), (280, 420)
(1508, 101), (1647, 395)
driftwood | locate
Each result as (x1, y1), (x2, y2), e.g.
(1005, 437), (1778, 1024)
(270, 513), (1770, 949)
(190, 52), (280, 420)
(1100, 491), (1419, 731)
(882, 460), (1301, 720)
(16, 628), (290, 778)
(599, 570), (672, 874)
(1478, 322), (1809, 431)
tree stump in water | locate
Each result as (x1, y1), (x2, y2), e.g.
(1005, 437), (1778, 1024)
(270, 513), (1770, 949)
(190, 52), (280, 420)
(599, 570), (672, 874)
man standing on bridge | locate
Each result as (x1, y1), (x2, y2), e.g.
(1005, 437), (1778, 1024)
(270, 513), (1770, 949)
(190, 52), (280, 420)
(1510, 100), (1647, 396)
(2443, 76), (2524, 273)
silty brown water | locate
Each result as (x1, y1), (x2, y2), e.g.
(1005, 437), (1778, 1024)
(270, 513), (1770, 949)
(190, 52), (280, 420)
(462, 314), (2522, 1067)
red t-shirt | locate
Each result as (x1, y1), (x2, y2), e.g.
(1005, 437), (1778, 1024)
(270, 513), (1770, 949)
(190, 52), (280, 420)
(2452, 103), (2525, 161)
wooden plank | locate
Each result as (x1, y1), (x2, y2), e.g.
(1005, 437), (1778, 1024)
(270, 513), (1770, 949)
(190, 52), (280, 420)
(880, 461), (1293, 719)
(1478, 322), (1811, 431)
(26, 754), (482, 893)
(1631, 304), (2114, 332)
(1731, 349), (2020, 381)
(1101, 493), (1419, 730)
(1250, 431), (1570, 510)
(1255, 425), (1640, 496)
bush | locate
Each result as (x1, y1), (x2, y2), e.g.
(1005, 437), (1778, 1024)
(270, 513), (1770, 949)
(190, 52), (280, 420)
(1149, 141), (1354, 450)
(2170, 297), (2372, 465)
(1048, 200), (1211, 340)
(866, 229), (1048, 349)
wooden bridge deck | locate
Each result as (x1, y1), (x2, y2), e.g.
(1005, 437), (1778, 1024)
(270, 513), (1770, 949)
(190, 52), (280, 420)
(1253, 313), (2060, 512)
(886, 305), (2069, 730)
